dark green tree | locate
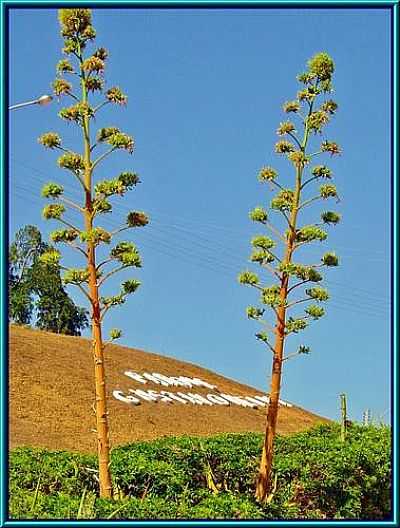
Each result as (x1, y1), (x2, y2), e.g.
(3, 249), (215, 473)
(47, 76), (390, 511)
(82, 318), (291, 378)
(29, 258), (89, 336)
(9, 225), (89, 336)
(38, 9), (148, 497)
(239, 53), (341, 502)
(9, 281), (33, 325)
(9, 225), (41, 324)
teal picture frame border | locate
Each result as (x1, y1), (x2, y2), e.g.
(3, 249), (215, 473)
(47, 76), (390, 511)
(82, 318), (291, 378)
(0, 1), (398, 526)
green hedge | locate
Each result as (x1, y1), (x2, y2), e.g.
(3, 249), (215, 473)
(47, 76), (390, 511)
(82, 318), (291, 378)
(9, 423), (391, 520)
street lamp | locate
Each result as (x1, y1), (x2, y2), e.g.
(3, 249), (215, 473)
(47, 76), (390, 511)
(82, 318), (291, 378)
(9, 94), (53, 111)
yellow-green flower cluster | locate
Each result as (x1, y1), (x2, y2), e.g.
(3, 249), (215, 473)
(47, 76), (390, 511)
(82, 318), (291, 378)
(271, 189), (294, 212)
(250, 250), (275, 265)
(283, 100), (300, 113)
(58, 152), (85, 172)
(258, 166), (277, 183)
(321, 140), (341, 156)
(58, 9), (92, 38)
(285, 317), (307, 333)
(305, 287), (329, 302)
(251, 235), (275, 250)
(261, 285), (281, 307)
(322, 252), (339, 266)
(109, 328), (122, 340)
(312, 165), (332, 179)
(111, 242), (141, 267)
(59, 102), (94, 123)
(38, 132), (61, 149)
(246, 306), (264, 319)
(255, 332), (270, 344)
(53, 79), (72, 96)
(107, 132), (134, 153)
(41, 182), (64, 199)
(249, 207), (268, 223)
(56, 59), (74, 74)
(288, 151), (309, 167)
(275, 140), (295, 154)
(122, 279), (141, 294)
(296, 225), (327, 243)
(106, 86), (128, 105)
(93, 199), (112, 214)
(297, 87), (319, 102)
(307, 52), (335, 81)
(50, 229), (79, 243)
(305, 305), (325, 320)
(276, 121), (296, 136)
(291, 264), (322, 282)
(42, 204), (65, 220)
(85, 77), (104, 92)
(97, 127), (120, 142)
(126, 211), (149, 228)
(101, 294), (125, 307)
(306, 110), (329, 133)
(238, 270), (259, 285)
(94, 47), (108, 61)
(321, 211), (341, 225)
(63, 268), (90, 285)
(81, 227), (111, 245)
(96, 127), (134, 153)
(82, 56), (105, 74)
(321, 99), (338, 115)
(94, 173), (140, 199)
(320, 184), (338, 199)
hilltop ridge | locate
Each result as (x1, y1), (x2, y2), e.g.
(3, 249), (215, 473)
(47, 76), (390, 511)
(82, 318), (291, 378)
(9, 325), (328, 452)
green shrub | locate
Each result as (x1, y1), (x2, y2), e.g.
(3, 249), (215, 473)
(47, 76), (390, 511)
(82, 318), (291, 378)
(9, 424), (391, 520)
(95, 496), (193, 519)
(111, 454), (187, 499)
(190, 492), (264, 519)
(9, 489), (83, 519)
(270, 424), (391, 519)
(9, 448), (97, 496)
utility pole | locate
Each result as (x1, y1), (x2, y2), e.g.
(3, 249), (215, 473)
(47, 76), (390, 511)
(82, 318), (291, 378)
(362, 408), (371, 426)
(340, 393), (347, 441)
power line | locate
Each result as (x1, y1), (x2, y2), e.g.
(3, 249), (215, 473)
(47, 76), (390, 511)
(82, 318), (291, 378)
(10, 155), (390, 260)
(10, 172), (391, 319)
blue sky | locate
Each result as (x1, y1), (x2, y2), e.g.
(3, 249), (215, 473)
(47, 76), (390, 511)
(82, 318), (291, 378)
(8, 7), (392, 424)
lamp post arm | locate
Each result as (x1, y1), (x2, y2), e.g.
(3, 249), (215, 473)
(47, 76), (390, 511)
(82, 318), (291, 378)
(9, 94), (53, 111)
(9, 100), (39, 111)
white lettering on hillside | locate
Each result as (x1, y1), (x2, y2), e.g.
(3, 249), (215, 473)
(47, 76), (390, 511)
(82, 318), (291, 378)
(206, 394), (230, 405)
(113, 390), (141, 405)
(124, 371), (147, 384)
(113, 371), (293, 409)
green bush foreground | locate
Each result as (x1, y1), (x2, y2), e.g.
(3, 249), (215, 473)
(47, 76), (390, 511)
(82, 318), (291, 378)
(9, 423), (391, 520)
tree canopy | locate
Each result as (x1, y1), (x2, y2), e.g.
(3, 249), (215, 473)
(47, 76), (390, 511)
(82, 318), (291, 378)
(9, 225), (89, 336)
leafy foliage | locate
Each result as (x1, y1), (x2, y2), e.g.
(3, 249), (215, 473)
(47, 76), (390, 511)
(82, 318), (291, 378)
(8, 225), (88, 336)
(9, 424), (391, 520)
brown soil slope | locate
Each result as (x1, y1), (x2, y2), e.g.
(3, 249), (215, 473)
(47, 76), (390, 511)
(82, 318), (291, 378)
(9, 325), (328, 453)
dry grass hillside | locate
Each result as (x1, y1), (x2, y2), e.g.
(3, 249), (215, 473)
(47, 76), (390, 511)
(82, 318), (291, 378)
(9, 325), (328, 453)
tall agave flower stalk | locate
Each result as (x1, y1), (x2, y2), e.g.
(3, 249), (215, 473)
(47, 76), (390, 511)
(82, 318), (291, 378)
(239, 52), (341, 503)
(38, 9), (149, 498)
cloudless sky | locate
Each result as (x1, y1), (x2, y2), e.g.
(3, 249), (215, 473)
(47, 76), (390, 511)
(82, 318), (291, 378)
(8, 7), (392, 424)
